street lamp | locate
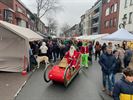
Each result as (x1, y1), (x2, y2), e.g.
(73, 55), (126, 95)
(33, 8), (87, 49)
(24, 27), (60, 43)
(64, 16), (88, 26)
(119, 15), (127, 29)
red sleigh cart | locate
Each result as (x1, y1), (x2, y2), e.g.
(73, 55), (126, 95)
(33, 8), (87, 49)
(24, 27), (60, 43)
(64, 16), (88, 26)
(43, 50), (81, 87)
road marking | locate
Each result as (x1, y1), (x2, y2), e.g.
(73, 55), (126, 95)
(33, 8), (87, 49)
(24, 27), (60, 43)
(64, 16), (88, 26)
(14, 81), (27, 98)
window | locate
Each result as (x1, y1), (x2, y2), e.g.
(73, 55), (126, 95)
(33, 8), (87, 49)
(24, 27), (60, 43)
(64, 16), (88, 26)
(114, 3), (117, 12)
(4, 10), (13, 23)
(129, 12), (133, 24)
(125, 0), (127, 8)
(27, 14), (30, 18)
(105, 20), (109, 28)
(105, 8), (110, 16)
(110, 5), (114, 13)
(17, 19), (27, 28)
(107, 0), (110, 3)
(130, 0), (133, 5)
(110, 19), (113, 27)
(113, 18), (117, 27)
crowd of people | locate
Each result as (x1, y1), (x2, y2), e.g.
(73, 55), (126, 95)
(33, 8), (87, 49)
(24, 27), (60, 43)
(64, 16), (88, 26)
(98, 41), (133, 99)
(29, 38), (133, 100)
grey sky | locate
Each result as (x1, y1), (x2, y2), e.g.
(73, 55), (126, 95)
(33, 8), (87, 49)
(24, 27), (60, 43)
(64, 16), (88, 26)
(21, 0), (97, 29)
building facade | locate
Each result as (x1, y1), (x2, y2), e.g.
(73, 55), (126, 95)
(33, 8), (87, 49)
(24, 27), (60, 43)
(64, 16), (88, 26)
(80, 14), (85, 35)
(118, 0), (133, 32)
(0, 0), (48, 34)
(91, 0), (102, 35)
(101, 0), (120, 34)
(64, 24), (80, 37)
(84, 9), (93, 35)
(0, 0), (29, 27)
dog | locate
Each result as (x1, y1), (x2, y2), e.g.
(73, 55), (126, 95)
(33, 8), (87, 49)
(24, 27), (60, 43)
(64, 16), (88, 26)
(35, 55), (49, 68)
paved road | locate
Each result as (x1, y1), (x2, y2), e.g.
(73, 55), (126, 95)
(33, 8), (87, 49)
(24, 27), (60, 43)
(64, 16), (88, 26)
(15, 61), (113, 100)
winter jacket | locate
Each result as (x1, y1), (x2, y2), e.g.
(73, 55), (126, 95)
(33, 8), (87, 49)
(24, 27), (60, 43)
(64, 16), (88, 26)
(99, 53), (116, 75)
(114, 57), (122, 74)
(113, 77), (133, 100)
(124, 49), (133, 62)
(40, 42), (48, 54)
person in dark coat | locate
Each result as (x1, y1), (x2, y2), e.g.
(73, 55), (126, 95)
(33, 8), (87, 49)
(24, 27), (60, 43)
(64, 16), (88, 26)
(52, 41), (59, 62)
(123, 47), (133, 68)
(88, 41), (93, 64)
(113, 67), (133, 100)
(113, 50), (122, 74)
(47, 40), (53, 61)
(99, 46), (116, 96)
(101, 43), (107, 54)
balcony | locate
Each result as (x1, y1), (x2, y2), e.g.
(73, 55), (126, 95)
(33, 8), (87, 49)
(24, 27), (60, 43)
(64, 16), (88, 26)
(92, 12), (100, 19)
(92, 22), (99, 28)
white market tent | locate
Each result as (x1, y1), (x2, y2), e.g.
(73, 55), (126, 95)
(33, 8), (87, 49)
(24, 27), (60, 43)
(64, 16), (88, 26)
(75, 35), (90, 40)
(0, 21), (43, 72)
(75, 34), (108, 40)
(102, 28), (133, 41)
(88, 34), (109, 40)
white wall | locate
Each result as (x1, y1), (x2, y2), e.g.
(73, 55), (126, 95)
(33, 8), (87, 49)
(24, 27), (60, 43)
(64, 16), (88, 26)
(118, 0), (133, 32)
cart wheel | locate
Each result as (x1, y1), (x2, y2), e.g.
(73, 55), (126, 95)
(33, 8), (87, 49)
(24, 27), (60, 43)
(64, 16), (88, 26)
(43, 63), (53, 83)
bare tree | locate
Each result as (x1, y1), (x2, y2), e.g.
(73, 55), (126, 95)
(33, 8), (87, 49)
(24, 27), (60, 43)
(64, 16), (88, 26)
(47, 17), (58, 35)
(36, 0), (60, 19)
(35, 0), (61, 32)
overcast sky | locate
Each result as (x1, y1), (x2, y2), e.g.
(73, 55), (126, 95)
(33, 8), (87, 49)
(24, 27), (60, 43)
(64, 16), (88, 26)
(21, 0), (97, 31)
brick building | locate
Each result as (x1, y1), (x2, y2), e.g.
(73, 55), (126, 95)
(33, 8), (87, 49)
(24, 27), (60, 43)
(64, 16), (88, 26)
(0, 2), (14, 24)
(0, 0), (28, 27)
(100, 0), (120, 34)
(0, 0), (48, 34)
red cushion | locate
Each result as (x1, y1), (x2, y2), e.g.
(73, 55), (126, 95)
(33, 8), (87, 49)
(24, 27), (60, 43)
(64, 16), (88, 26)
(48, 66), (65, 83)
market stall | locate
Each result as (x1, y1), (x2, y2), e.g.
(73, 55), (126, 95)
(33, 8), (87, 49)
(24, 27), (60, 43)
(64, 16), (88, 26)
(0, 21), (43, 72)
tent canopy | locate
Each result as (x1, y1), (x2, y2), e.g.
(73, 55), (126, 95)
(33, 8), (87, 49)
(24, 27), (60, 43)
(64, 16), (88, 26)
(75, 34), (108, 40)
(102, 29), (133, 41)
(0, 21), (43, 72)
(0, 21), (43, 41)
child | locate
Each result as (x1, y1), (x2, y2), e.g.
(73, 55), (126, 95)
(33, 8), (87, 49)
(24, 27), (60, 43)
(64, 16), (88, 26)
(113, 67), (133, 100)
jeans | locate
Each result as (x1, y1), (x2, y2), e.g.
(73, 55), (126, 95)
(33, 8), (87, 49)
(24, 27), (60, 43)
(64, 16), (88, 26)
(102, 72), (115, 92)
(95, 50), (101, 60)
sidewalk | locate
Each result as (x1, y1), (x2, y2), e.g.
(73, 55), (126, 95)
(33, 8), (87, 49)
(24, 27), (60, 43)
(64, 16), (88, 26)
(0, 72), (30, 100)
